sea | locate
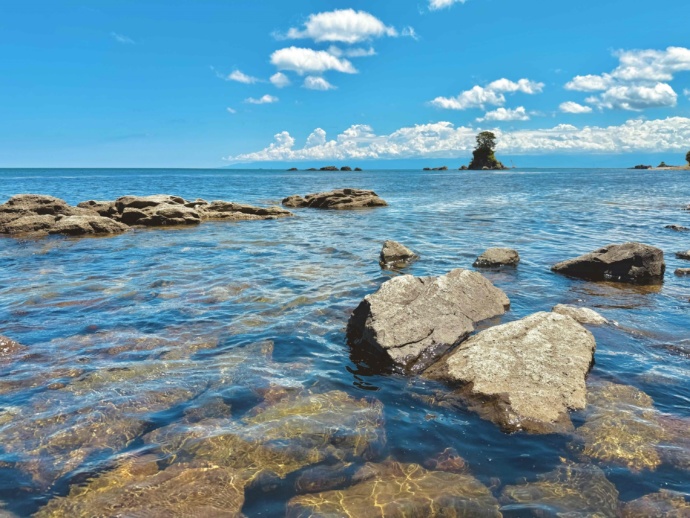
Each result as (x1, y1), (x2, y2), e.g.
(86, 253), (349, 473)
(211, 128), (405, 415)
(0, 167), (689, 516)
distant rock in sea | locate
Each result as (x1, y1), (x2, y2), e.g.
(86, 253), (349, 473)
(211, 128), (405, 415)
(319, 166), (338, 171)
(665, 224), (689, 232)
(282, 189), (387, 210)
(340, 166), (352, 172)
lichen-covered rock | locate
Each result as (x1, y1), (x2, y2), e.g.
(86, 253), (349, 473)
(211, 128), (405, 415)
(473, 247), (520, 268)
(379, 240), (418, 269)
(281, 189), (387, 210)
(500, 462), (619, 517)
(425, 312), (596, 434)
(620, 490), (690, 517)
(34, 455), (246, 518)
(570, 380), (666, 471)
(552, 242), (665, 284)
(347, 269), (510, 373)
(552, 304), (608, 325)
(287, 460), (502, 518)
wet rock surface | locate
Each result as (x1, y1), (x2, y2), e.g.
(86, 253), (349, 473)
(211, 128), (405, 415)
(677, 250), (690, 260)
(620, 490), (690, 517)
(552, 242), (665, 284)
(500, 462), (619, 517)
(473, 247), (520, 268)
(287, 460), (502, 518)
(425, 312), (596, 433)
(281, 189), (388, 209)
(379, 240), (418, 269)
(347, 268), (510, 373)
(552, 304), (608, 325)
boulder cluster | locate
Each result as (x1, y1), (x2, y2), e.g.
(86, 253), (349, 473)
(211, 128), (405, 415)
(0, 194), (292, 238)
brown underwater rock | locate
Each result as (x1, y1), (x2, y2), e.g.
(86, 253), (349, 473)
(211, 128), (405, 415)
(347, 268), (510, 373)
(552, 242), (665, 284)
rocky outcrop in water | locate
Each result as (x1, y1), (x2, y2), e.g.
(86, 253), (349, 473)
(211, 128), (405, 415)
(666, 224), (689, 232)
(552, 242), (665, 284)
(552, 304), (608, 325)
(0, 193), (292, 238)
(379, 240), (418, 269)
(677, 250), (690, 260)
(675, 268), (690, 276)
(425, 312), (596, 433)
(287, 460), (502, 518)
(500, 462), (620, 517)
(473, 247), (520, 268)
(347, 269), (510, 373)
(282, 189), (387, 210)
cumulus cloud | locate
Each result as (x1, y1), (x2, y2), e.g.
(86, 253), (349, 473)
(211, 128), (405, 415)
(429, 0), (467, 10)
(111, 32), (135, 44)
(228, 70), (260, 84)
(430, 78), (544, 110)
(282, 9), (398, 44)
(565, 46), (690, 111)
(271, 47), (357, 75)
(477, 106), (530, 122)
(303, 76), (336, 91)
(245, 95), (279, 105)
(270, 72), (291, 88)
(559, 101), (593, 114)
(227, 117), (690, 162)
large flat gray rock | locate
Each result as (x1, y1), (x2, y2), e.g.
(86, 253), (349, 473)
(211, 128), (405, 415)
(425, 312), (596, 433)
(347, 269), (510, 373)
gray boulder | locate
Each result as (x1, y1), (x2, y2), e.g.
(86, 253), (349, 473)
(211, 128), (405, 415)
(281, 189), (387, 210)
(347, 269), (510, 373)
(552, 242), (665, 284)
(425, 312), (596, 433)
(473, 247), (520, 268)
(379, 240), (418, 269)
(552, 304), (608, 325)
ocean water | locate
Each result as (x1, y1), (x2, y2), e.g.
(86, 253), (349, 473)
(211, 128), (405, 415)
(0, 168), (689, 516)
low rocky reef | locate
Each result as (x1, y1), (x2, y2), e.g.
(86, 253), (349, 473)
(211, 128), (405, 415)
(0, 194), (292, 238)
(290, 166), (363, 172)
(282, 189), (387, 210)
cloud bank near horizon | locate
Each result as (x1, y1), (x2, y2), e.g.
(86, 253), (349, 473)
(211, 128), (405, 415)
(226, 117), (690, 162)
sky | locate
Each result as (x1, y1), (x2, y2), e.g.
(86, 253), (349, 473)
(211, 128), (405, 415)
(1, 0), (690, 168)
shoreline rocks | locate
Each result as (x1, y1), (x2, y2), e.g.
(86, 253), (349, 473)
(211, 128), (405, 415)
(282, 189), (387, 210)
(0, 194), (292, 238)
(552, 304), (608, 325)
(552, 242), (665, 284)
(379, 240), (418, 269)
(347, 269), (510, 373)
(424, 312), (596, 433)
(473, 247), (520, 268)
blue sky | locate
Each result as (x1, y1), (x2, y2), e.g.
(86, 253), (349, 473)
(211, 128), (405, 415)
(1, 0), (689, 168)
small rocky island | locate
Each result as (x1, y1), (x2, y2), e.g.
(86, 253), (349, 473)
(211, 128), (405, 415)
(282, 189), (387, 209)
(467, 131), (508, 170)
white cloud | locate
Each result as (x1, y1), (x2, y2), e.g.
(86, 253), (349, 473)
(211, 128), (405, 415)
(684, 88), (690, 98)
(565, 74), (614, 92)
(227, 117), (690, 162)
(589, 83), (677, 111)
(560, 101), (593, 114)
(226, 107), (237, 114)
(111, 32), (135, 44)
(245, 95), (279, 105)
(327, 46), (376, 58)
(429, 0), (467, 10)
(270, 72), (291, 88)
(430, 78), (544, 110)
(303, 76), (336, 91)
(228, 70), (259, 84)
(477, 106), (530, 122)
(270, 47), (357, 75)
(612, 47), (690, 82)
(282, 9), (398, 44)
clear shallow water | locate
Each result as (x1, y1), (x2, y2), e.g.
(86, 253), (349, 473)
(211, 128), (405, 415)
(0, 168), (689, 516)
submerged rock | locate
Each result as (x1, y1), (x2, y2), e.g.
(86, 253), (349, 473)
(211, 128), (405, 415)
(423, 447), (468, 474)
(500, 462), (619, 517)
(347, 268), (510, 373)
(621, 490), (690, 517)
(570, 380), (666, 471)
(0, 335), (25, 362)
(552, 304), (608, 325)
(379, 240), (418, 269)
(287, 460), (502, 518)
(473, 247), (520, 268)
(552, 242), (665, 284)
(281, 189), (387, 210)
(425, 312), (596, 433)
(666, 224), (689, 232)
(35, 455), (245, 517)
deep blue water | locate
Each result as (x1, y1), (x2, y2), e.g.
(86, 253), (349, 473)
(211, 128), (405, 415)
(0, 168), (689, 516)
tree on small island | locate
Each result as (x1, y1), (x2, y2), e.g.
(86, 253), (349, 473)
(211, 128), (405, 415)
(467, 131), (507, 170)
(686, 150), (690, 166)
